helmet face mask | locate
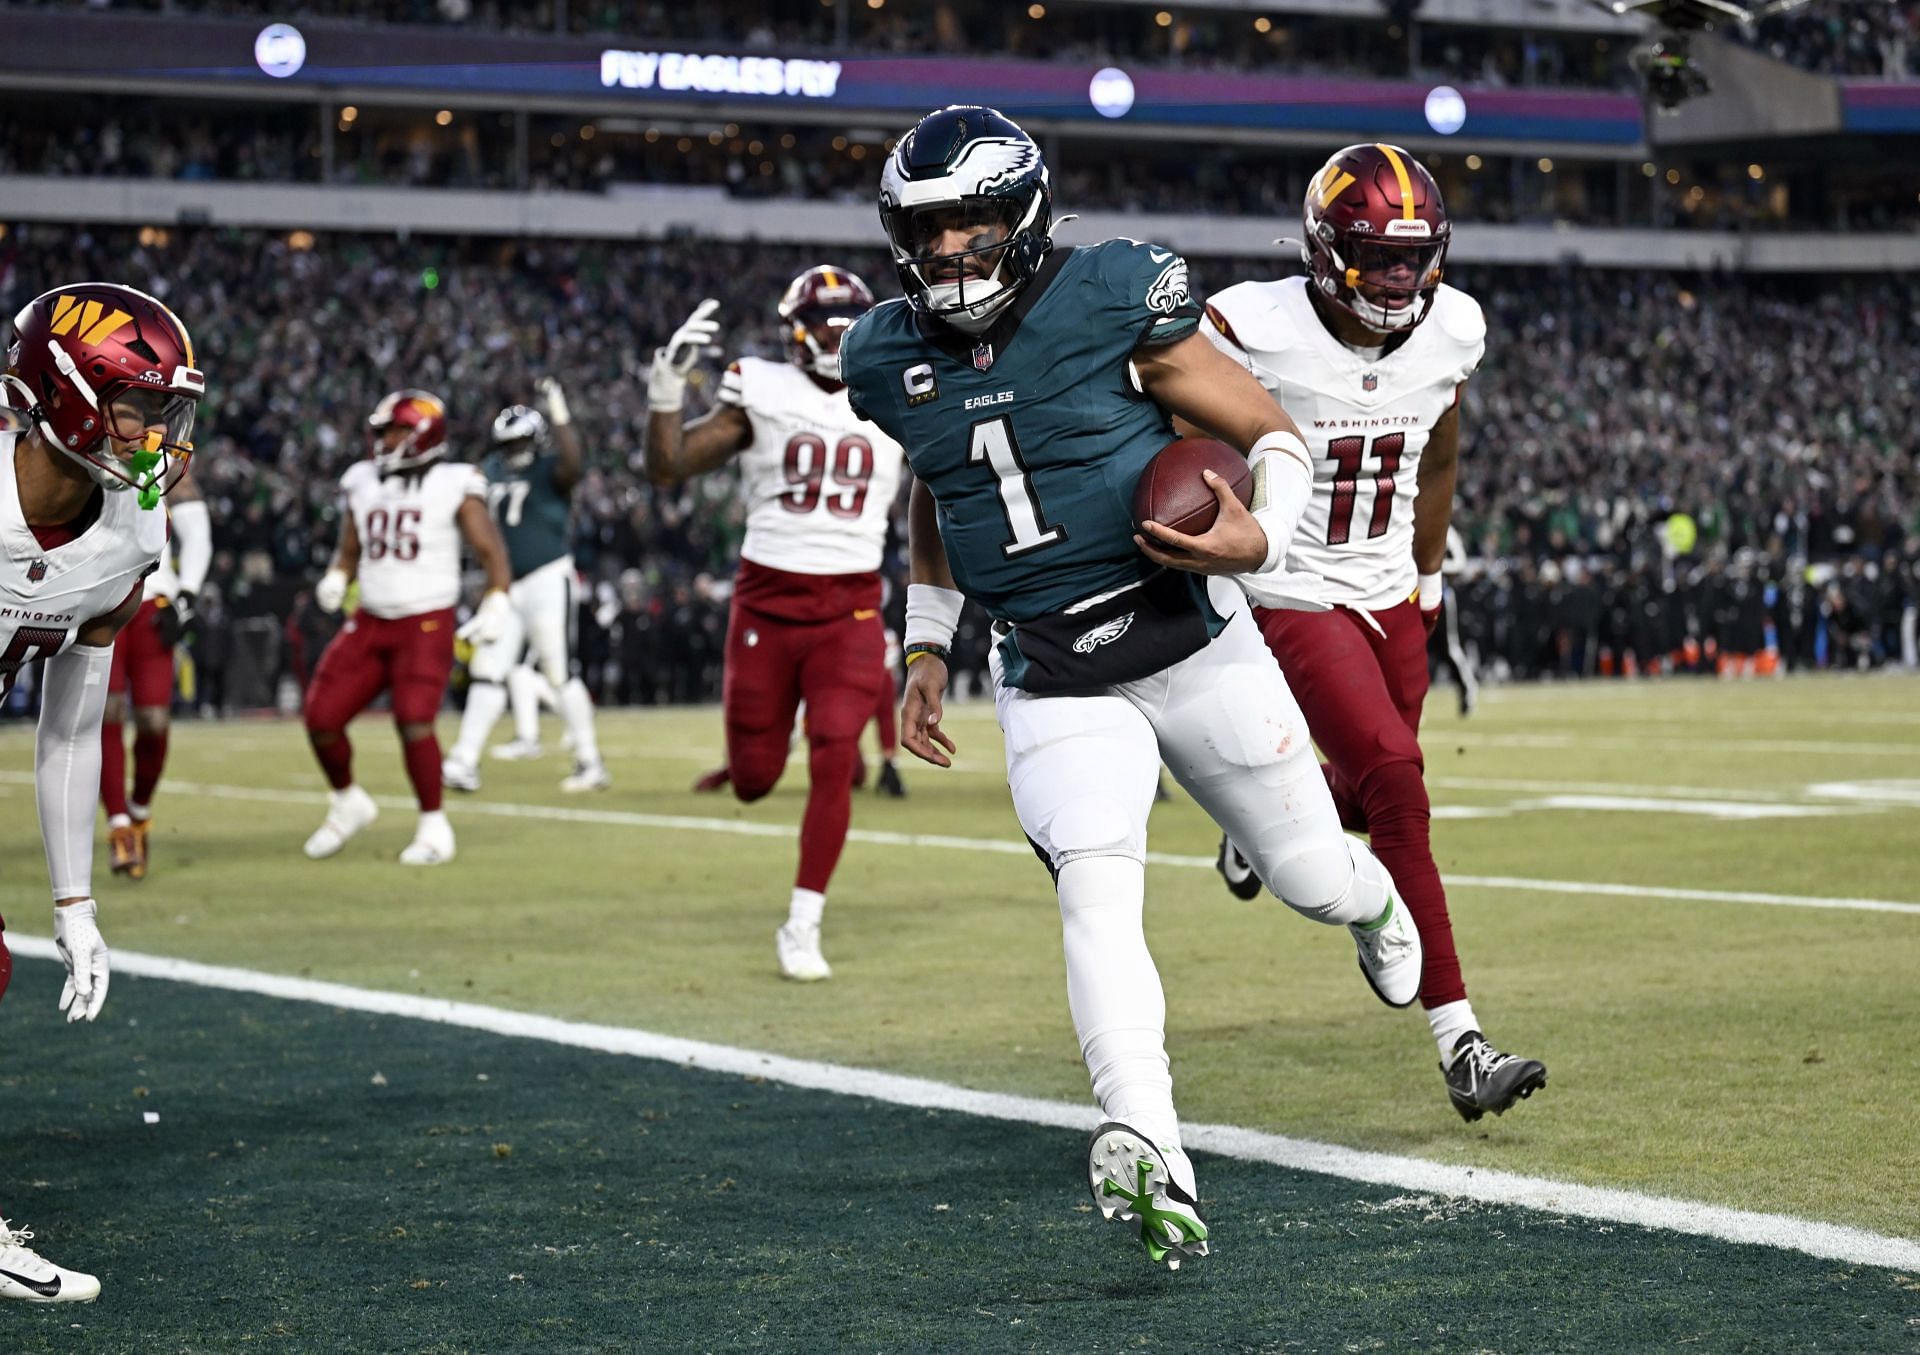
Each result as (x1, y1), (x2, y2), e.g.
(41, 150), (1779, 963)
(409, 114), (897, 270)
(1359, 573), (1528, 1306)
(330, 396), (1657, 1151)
(777, 266), (876, 383)
(1302, 144), (1451, 336)
(879, 106), (1052, 335)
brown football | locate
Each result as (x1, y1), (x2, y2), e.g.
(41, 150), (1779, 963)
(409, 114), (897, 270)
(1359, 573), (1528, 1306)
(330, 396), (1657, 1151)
(1131, 437), (1254, 539)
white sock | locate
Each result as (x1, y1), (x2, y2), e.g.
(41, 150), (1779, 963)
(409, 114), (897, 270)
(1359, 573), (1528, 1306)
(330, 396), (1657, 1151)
(449, 680), (507, 766)
(108, 812), (132, 830)
(506, 667), (542, 744)
(557, 677), (601, 766)
(1318, 837), (1397, 928)
(129, 801), (150, 823)
(417, 809), (451, 838)
(787, 887), (825, 930)
(1428, 999), (1480, 1064)
(1057, 855), (1181, 1155)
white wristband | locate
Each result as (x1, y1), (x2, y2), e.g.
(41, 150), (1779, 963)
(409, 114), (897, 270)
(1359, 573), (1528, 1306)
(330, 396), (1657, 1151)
(904, 583), (965, 650)
(1246, 430), (1314, 574)
(1418, 571), (1445, 610)
(647, 352), (687, 413)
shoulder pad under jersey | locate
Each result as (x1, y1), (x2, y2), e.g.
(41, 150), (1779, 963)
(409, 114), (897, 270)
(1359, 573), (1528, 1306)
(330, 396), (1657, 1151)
(1429, 283), (1487, 352)
(1204, 279), (1309, 361)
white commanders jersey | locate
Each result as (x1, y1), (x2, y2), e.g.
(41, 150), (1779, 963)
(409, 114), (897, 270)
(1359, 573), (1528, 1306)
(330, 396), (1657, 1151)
(0, 429), (167, 694)
(339, 458), (487, 619)
(720, 356), (906, 577)
(1204, 277), (1486, 611)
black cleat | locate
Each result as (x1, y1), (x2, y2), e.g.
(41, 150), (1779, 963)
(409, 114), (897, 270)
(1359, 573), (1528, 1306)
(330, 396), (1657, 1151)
(876, 759), (907, 798)
(1214, 835), (1262, 901)
(1444, 1031), (1547, 1122)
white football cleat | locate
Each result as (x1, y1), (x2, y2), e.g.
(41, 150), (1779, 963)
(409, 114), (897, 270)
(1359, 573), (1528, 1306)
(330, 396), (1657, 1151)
(399, 812), (456, 866)
(559, 759), (611, 794)
(441, 758), (481, 793)
(490, 739), (543, 762)
(775, 922), (832, 982)
(303, 785), (379, 860)
(0, 1218), (101, 1303)
(1351, 889), (1423, 1008)
(1086, 1122), (1209, 1270)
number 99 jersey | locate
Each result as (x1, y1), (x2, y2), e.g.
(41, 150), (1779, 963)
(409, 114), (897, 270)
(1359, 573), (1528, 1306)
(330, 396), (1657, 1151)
(719, 357), (905, 581)
(1203, 276), (1485, 612)
(339, 458), (488, 619)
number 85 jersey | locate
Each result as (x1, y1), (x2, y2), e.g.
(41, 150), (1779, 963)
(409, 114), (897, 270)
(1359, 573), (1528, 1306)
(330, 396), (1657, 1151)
(1203, 276), (1485, 611)
(338, 458), (487, 619)
(721, 357), (905, 580)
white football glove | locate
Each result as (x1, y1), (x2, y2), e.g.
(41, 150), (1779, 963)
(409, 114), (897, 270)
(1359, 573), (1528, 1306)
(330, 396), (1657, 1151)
(536, 375), (573, 428)
(53, 899), (110, 1023)
(457, 590), (514, 646)
(315, 568), (349, 615)
(1238, 568), (1334, 614)
(647, 299), (722, 412)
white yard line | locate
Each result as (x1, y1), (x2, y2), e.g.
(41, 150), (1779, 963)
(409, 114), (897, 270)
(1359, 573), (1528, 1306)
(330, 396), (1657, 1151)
(6, 935), (1914, 1273)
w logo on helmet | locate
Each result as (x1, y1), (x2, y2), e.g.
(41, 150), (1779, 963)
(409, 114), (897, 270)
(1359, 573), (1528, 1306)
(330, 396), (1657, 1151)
(47, 295), (134, 346)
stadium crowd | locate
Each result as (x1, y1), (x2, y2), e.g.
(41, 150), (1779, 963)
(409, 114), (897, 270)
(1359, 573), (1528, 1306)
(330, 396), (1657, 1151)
(0, 222), (1914, 711)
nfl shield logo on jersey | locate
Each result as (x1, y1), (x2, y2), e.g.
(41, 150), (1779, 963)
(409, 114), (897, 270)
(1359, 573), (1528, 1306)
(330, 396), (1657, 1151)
(26, 559), (47, 584)
(1362, 372), (1378, 392)
(972, 342), (995, 372)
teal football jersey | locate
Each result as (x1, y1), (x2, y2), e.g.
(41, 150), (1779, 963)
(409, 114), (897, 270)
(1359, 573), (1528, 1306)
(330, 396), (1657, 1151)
(481, 452), (573, 580)
(842, 239), (1203, 624)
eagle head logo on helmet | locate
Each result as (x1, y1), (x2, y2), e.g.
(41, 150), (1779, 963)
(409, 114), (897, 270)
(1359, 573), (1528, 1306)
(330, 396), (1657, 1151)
(878, 105), (1053, 336)
(1302, 143), (1451, 335)
(3, 281), (204, 509)
(778, 265), (876, 387)
(489, 403), (550, 472)
(368, 389), (449, 474)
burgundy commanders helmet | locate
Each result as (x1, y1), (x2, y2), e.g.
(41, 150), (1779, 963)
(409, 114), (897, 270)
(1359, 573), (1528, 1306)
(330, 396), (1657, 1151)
(777, 265), (876, 384)
(4, 282), (203, 508)
(1302, 143), (1450, 334)
(368, 389), (449, 473)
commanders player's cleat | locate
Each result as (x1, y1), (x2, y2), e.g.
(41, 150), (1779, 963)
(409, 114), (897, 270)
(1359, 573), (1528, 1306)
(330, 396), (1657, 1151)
(775, 921), (831, 982)
(560, 759), (611, 794)
(1350, 891), (1423, 1009)
(441, 758), (481, 794)
(876, 760), (907, 798)
(0, 1219), (101, 1304)
(303, 785), (380, 860)
(399, 812), (456, 866)
(1444, 1031), (1547, 1123)
(1214, 835), (1262, 900)
(1086, 1122), (1209, 1270)
(108, 824), (141, 880)
(490, 739), (543, 762)
(130, 818), (151, 879)
(691, 766), (731, 794)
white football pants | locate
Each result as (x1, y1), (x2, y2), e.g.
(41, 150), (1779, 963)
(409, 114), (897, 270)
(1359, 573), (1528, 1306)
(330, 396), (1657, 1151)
(454, 556), (600, 767)
(993, 575), (1394, 1158)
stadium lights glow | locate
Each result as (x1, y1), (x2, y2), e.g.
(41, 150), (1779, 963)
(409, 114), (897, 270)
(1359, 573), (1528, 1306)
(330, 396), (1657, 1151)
(599, 50), (843, 99)
(1424, 86), (1467, 136)
(1254, 15), (1272, 32)
(1028, 3), (1046, 16)
(1465, 154), (1482, 170)
(1089, 67), (1136, 119)
(1537, 157), (1554, 173)
(254, 23), (306, 79)
(1747, 163), (1764, 181)
(340, 106), (358, 123)
(435, 109), (453, 126)
(1154, 10), (1173, 26)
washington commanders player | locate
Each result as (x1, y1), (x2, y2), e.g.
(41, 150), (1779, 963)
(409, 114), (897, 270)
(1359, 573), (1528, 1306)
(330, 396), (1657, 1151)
(1202, 143), (1547, 1121)
(645, 266), (906, 981)
(1, 281), (204, 1302)
(100, 468), (210, 880)
(302, 390), (512, 866)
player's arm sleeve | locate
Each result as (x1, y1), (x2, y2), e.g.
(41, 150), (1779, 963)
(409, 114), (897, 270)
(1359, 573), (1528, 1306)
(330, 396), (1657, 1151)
(1111, 241), (1204, 349)
(169, 497), (213, 594)
(36, 641), (114, 901)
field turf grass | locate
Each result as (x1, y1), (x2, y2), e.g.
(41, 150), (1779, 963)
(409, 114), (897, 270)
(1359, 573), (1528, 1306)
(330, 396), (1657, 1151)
(0, 673), (1916, 1350)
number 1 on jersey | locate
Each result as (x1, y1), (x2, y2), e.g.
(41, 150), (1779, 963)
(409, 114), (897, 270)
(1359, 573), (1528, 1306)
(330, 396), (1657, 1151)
(969, 416), (1066, 558)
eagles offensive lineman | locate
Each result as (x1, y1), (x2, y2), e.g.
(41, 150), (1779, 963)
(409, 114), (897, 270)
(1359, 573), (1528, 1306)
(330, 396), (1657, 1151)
(1204, 145), (1547, 1121)
(645, 265), (906, 982)
(841, 106), (1421, 1267)
(1, 282), (205, 1302)
(442, 377), (607, 794)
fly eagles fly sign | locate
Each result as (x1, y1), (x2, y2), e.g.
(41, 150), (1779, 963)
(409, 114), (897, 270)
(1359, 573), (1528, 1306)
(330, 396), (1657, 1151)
(599, 49), (842, 99)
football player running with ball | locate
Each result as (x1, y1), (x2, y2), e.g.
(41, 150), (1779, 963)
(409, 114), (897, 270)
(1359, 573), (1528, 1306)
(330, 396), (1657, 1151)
(442, 378), (608, 794)
(840, 106), (1421, 1268)
(302, 390), (513, 866)
(645, 265), (907, 982)
(0, 282), (206, 1302)
(1203, 144), (1546, 1121)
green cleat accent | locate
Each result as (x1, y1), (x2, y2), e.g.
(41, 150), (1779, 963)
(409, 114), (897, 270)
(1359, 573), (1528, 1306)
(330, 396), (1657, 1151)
(1087, 1123), (1211, 1269)
(1101, 1158), (1209, 1262)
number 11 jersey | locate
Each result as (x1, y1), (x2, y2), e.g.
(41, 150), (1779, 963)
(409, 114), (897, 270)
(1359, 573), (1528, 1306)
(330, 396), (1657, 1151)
(720, 357), (905, 581)
(338, 458), (487, 619)
(1203, 276), (1486, 612)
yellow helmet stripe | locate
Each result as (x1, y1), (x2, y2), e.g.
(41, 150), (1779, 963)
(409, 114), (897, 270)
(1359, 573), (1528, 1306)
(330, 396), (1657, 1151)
(151, 296), (197, 370)
(1376, 144), (1418, 221)
(821, 267), (839, 289)
(1314, 167), (1356, 209)
(80, 308), (134, 347)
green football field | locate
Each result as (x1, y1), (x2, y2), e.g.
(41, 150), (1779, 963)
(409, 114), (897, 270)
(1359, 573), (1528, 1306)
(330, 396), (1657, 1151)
(2, 674), (1917, 1350)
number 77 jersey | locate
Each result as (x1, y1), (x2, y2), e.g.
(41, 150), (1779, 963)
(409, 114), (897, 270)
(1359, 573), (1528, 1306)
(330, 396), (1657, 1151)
(721, 357), (905, 579)
(1203, 275), (1486, 611)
